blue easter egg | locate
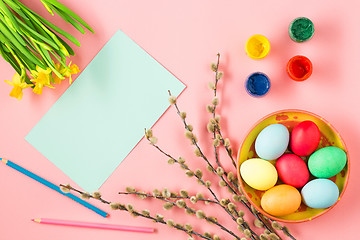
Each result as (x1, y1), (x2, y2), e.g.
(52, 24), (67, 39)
(255, 124), (289, 160)
(301, 179), (339, 209)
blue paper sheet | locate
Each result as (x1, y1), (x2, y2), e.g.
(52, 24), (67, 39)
(26, 30), (185, 192)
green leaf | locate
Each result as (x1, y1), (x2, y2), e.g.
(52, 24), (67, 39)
(0, 15), (27, 47)
(50, 51), (68, 73)
(3, 0), (29, 21)
(0, 44), (21, 74)
(0, 0), (21, 32)
(15, 17), (59, 50)
(0, 19), (45, 68)
(55, 34), (74, 56)
(10, 45), (37, 70)
(21, 35), (37, 52)
(52, 6), (85, 34)
(15, 1), (81, 47)
(32, 41), (62, 78)
(38, 16), (81, 47)
(2, 0), (20, 10)
(40, 0), (54, 16)
(43, 0), (94, 33)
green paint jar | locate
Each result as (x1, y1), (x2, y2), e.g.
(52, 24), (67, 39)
(289, 17), (314, 42)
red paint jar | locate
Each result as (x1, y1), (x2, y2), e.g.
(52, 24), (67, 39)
(287, 55), (313, 81)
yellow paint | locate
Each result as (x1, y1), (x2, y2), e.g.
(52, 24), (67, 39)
(245, 34), (270, 59)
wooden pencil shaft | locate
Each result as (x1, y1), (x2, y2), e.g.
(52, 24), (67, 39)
(35, 218), (154, 233)
(1, 158), (109, 218)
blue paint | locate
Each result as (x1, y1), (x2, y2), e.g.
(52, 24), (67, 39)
(246, 72), (270, 97)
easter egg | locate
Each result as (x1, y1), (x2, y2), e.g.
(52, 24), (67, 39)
(290, 121), (320, 156)
(240, 158), (278, 191)
(261, 184), (301, 216)
(290, 121), (320, 157)
(308, 146), (347, 178)
(275, 153), (309, 188)
(301, 179), (339, 209)
(255, 124), (289, 160)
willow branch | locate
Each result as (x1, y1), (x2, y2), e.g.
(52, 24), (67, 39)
(59, 184), (214, 240)
(118, 191), (241, 240)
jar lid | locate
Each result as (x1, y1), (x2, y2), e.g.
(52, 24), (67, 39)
(289, 17), (314, 43)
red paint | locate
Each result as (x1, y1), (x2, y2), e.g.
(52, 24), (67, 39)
(276, 153), (309, 188)
(275, 114), (289, 121)
(254, 189), (264, 198)
(328, 175), (337, 183)
(296, 204), (308, 213)
(290, 121), (321, 156)
(287, 55), (313, 81)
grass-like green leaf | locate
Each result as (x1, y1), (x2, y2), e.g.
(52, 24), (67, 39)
(16, 17), (59, 50)
(0, 44), (21, 74)
(15, 0), (81, 47)
(0, 14), (27, 47)
(32, 40), (62, 77)
(40, 0), (54, 16)
(43, 0), (94, 33)
(0, 18), (45, 68)
(52, 6), (85, 34)
(3, 0), (29, 21)
(55, 34), (74, 56)
(0, 0), (21, 32)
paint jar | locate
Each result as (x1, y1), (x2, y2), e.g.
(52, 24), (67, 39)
(245, 72), (271, 97)
(289, 17), (314, 42)
(245, 35), (271, 59)
(287, 55), (313, 81)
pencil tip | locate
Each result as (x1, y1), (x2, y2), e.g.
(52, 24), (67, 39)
(32, 218), (41, 223)
(1, 158), (8, 164)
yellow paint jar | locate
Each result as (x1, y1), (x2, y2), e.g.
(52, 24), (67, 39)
(245, 34), (270, 59)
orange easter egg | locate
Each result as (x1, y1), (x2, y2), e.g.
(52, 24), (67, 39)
(261, 184), (301, 216)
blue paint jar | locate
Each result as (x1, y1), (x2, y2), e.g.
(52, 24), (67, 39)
(245, 72), (271, 97)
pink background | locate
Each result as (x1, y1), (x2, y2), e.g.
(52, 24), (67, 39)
(0, 0), (359, 239)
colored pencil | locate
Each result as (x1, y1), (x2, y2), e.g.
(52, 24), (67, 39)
(32, 218), (154, 233)
(1, 158), (109, 218)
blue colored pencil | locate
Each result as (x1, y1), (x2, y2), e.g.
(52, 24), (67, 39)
(1, 158), (109, 218)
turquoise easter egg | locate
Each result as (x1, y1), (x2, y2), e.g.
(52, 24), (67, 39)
(255, 124), (289, 160)
(308, 146), (347, 178)
(301, 179), (339, 209)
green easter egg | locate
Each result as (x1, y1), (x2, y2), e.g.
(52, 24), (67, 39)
(308, 146), (347, 178)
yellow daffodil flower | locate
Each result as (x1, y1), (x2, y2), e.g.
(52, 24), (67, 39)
(31, 66), (54, 95)
(53, 63), (64, 84)
(54, 62), (80, 84)
(4, 73), (33, 100)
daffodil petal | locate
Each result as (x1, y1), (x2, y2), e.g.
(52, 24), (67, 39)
(4, 80), (14, 86)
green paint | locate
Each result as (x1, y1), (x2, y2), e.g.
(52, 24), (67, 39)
(289, 17), (314, 42)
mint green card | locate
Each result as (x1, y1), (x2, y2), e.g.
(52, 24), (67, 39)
(26, 30), (185, 192)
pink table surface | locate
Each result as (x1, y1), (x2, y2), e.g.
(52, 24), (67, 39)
(1, 0), (359, 239)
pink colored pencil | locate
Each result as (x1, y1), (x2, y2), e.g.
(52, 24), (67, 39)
(32, 218), (154, 233)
